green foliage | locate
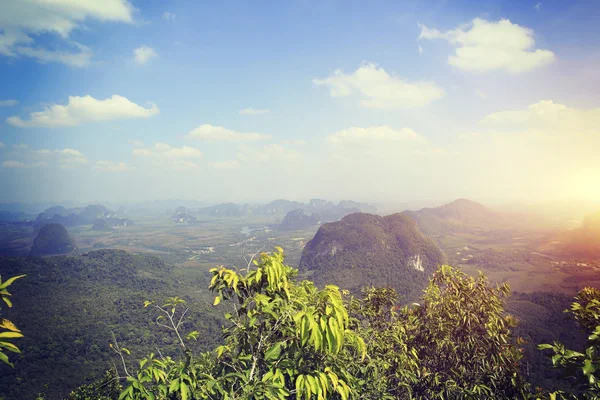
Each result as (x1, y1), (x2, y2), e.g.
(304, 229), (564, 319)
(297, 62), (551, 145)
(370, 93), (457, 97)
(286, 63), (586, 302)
(115, 249), (532, 400)
(0, 250), (222, 400)
(0, 274), (25, 367)
(299, 213), (447, 301)
(29, 223), (75, 256)
(403, 265), (530, 399)
(119, 247), (365, 399)
(538, 287), (600, 399)
(66, 369), (122, 400)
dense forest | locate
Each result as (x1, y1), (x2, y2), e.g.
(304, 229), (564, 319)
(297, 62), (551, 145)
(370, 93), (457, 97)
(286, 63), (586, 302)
(0, 250), (222, 399)
(1, 247), (598, 399)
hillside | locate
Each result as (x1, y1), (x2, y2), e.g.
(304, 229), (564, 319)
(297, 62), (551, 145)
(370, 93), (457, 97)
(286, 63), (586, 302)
(278, 209), (321, 231)
(299, 213), (447, 300)
(402, 198), (509, 237)
(547, 210), (600, 258)
(0, 250), (222, 400)
(36, 204), (117, 227)
(29, 223), (75, 256)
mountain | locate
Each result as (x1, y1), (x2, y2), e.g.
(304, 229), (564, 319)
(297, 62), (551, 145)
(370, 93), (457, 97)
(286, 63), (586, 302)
(299, 213), (447, 300)
(174, 212), (198, 224)
(0, 210), (28, 221)
(402, 198), (508, 236)
(548, 210), (600, 258)
(29, 223), (75, 256)
(36, 204), (117, 227)
(278, 209), (321, 231)
(197, 203), (243, 217)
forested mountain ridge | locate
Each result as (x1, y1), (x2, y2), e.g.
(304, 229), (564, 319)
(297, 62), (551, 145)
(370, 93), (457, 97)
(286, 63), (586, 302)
(0, 250), (222, 400)
(299, 212), (447, 300)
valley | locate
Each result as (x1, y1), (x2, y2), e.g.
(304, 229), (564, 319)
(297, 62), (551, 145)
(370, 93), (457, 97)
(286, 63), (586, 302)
(1, 197), (599, 398)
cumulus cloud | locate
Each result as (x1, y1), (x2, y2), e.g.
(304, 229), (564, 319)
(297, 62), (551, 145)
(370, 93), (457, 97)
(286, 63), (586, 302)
(326, 126), (426, 145)
(0, 100), (18, 107)
(7, 95), (159, 128)
(186, 124), (271, 142)
(480, 100), (600, 134)
(94, 160), (133, 172)
(239, 108), (271, 115)
(0, 0), (134, 67)
(419, 18), (555, 73)
(3, 146), (87, 169)
(134, 45), (157, 65)
(31, 148), (88, 168)
(313, 62), (444, 108)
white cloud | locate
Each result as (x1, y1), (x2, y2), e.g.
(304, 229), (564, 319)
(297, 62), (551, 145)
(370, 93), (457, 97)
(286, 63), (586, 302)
(162, 12), (176, 21)
(95, 160), (132, 172)
(186, 124), (271, 142)
(2, 146), (86, 169)
(419, 18), (555, 73)
(7, 95), (159, 128)
(0, 100), (18, 107)
(313, 62), (445, 108)
(239, 108), (271, 115)
(0, 142), (4, 149)
(16, 43), (93, 67)
(209, 160), (240, 170)
(31, 148), (88, 168)
(133, 143), (203, 160)
(535, 3), (542, 10)
(326, 126), (426, 145)
(418, 45), (424, 55)
(481, 100), (600, 135)
(134, 45), (157, 65)
(2, 160), (26, 168)
(0, 0), (134, 67)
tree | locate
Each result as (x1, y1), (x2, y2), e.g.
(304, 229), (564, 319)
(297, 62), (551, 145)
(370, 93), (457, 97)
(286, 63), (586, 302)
(0, 274), (25, 367)
(112, 250), (532, 399)
(402, 265), (529, 399)
(538, 287), (600, 399)
(118, 247), (365, 399)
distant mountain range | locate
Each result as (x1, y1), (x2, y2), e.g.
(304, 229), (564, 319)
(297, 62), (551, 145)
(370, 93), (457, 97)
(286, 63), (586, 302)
(36, 205), (117, 226)
(299, 212), (447, 301)
(278, 209), (321, 231)
(402, 198), (510, 236)
(173, 199), (377, 221)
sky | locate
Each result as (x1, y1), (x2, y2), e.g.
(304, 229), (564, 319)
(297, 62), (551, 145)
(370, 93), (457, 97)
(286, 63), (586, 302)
(1, 0), (600, 205)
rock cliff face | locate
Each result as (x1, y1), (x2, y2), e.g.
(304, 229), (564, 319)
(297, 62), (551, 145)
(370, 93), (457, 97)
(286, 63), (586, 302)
(30, 224), (76, 256)
(299, 213), (446, 301)
(278, 209), (321, 231)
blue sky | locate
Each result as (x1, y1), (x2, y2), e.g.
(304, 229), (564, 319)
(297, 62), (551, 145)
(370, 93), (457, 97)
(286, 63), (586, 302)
(1, 0), (600, 204)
